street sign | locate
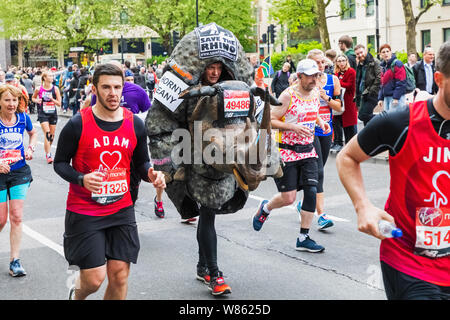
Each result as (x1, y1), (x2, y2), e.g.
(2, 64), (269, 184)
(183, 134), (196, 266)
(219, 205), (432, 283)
(70, 47), (84, 52)
(68, 52), (78, 58)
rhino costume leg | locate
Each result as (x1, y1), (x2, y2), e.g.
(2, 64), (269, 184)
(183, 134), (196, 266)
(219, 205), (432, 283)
(146, 100), (200, 218)
(197, 206), (219, 276)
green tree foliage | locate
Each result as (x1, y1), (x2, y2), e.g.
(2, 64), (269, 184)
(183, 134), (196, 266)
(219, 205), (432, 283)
(271, 41), (323, 72)
(401, 0), (442, 54)
(0, 0), (122, 52)
(129, 0), (256, 54)
(270, 0), (333, 49)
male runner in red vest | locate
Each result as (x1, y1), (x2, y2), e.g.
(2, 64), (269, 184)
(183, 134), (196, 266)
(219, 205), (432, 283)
(337, 41), (450, 300)
(54, 64), (165, 300)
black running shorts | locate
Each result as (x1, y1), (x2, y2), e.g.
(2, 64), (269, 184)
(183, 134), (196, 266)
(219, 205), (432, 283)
(63, 206), (140, 270)
(37, 111), (58, 125)
(274, 157), (318, 192)
(381, 261), (450, 300)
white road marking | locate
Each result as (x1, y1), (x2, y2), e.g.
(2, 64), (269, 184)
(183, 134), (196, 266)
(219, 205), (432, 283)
(36, 141), (57, 149)
(22, 224), (65, 257)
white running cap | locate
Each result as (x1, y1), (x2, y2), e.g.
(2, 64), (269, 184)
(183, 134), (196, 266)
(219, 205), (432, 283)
(297, 59), (320, 75)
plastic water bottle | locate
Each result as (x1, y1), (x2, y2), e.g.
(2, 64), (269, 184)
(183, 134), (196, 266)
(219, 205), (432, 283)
(378, 220), (403, 238)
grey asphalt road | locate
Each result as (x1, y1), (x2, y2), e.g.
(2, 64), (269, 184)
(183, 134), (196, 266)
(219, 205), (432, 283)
(0, 112), (389, 301)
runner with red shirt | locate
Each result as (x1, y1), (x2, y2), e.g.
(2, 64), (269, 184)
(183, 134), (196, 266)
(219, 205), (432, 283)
(337, 41), (450, 300)
(54, 64), (165, 300)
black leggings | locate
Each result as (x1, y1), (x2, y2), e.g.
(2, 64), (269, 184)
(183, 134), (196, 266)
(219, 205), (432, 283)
(196, 206), (218, 276)
(313, 135), (332, 193)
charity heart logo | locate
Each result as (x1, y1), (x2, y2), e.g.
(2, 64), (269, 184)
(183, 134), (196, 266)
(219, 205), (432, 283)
(424, 170), (450, 209)
(99, 151), (122, 170)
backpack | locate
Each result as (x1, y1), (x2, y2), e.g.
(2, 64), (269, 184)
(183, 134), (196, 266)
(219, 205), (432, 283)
(277, 70), (290, 79)
(390, 59), (415, 93)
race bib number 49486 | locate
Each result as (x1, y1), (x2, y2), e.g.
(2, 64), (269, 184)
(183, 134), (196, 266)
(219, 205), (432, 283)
(223, 90), (250, 118)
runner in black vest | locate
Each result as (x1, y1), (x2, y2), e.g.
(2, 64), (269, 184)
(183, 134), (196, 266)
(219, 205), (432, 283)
(31, 71), (61, 164)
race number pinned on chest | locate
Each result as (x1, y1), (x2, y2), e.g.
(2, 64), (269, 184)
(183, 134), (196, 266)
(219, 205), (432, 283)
(223, 90), (250, 118)
(91, 168), (128, 205)
(0, 149), (22, 165)
(414, 207), (450, 258)
(42, 91), (56, 113)
(154, 72), (189, 112)
(195, 23), (238, 61)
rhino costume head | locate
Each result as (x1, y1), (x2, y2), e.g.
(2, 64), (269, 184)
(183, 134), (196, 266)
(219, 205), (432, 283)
(146, 23), (281, 216)
(179, 81), (282, 191)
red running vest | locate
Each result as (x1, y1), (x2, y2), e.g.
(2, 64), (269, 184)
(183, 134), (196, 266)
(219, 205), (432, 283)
(67, 107), (137, 216)
(381, 100), (450, 286)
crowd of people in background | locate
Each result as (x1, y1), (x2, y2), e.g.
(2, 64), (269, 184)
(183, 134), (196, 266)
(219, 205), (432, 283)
(0, 59), (164, 119)
(269, 34), (437, 152)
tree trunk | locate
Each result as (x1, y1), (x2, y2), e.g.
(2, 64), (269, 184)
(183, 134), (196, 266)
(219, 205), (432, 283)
(316, 0), (330, 50)
(401, 0), (417, 55)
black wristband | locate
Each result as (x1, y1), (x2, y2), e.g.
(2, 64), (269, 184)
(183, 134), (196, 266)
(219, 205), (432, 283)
(77, 174), (84, 187)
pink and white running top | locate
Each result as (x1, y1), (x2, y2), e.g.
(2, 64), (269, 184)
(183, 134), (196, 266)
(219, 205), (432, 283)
(276, 87), (320, 162)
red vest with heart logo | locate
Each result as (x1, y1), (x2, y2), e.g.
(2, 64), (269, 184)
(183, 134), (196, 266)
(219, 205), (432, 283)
(381, 100), (450, 286)
(67, 107), (137, 216)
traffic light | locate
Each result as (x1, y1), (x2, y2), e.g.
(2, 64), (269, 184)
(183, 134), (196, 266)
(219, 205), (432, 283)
(268, 24), (276, 44)
(172, 31), (180, 47)
(99, 47), (104, 55)
(262, 33), (267, 44)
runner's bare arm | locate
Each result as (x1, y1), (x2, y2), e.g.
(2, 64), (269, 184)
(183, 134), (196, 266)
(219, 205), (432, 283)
(148, 167), (166, 189)
(25, 128), (37, 160)
(82, 172), (105, 193)
(336, 138), (395, 240)
(316, 114), (331, 134)
(53, 87), (62, 107)
(329, 75), (342, 112)
(31, 88), (41, 104)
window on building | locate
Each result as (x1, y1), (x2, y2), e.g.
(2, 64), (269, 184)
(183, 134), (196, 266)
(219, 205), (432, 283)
(366, 0), (375, 16)
(421, 30), (431, 52)
(444, 28), (450, 42)
(367, 35), (375, 51)
(341, 0), (356, 20)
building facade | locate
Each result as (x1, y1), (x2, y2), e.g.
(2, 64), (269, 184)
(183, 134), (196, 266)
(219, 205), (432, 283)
(326, 0), (450, 54)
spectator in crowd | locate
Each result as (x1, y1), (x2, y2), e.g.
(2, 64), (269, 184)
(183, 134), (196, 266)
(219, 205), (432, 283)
(285, 55), (296, 73)
(21, 74), (34, 114)
(407, 53), (418, 68)
(68, 70), (80, 116)
(288, 73), (297, 86)
(125, 69), (134, 83)
(270, 62), (291, 98)
(133, 67), (147, 90)
(338, 35), (357, 70)
(32, 70), (42, 90)
(354, 44), (381, 126)
(413, 47), (438, 94)
(331, 54), (358, 152)
(249, 54), (260, 70)
(0, 71), (5, 85)
(146, 66), (157, 100)
(325, 49), (337, 74)
(377, 44), (407, 111)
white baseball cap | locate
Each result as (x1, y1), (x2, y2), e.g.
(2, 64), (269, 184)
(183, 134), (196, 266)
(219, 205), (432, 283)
(296, 59), (320, 75)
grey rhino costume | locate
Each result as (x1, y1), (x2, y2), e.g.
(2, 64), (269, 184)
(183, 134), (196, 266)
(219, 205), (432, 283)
(145, 23), (280, 219)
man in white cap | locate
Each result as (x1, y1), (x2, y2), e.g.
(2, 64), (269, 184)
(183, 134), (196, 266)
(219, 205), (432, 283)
(253, 59), (330, 252)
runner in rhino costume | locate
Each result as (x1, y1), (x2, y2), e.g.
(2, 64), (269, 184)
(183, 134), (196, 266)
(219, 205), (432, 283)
(145, 23), (281, 295)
